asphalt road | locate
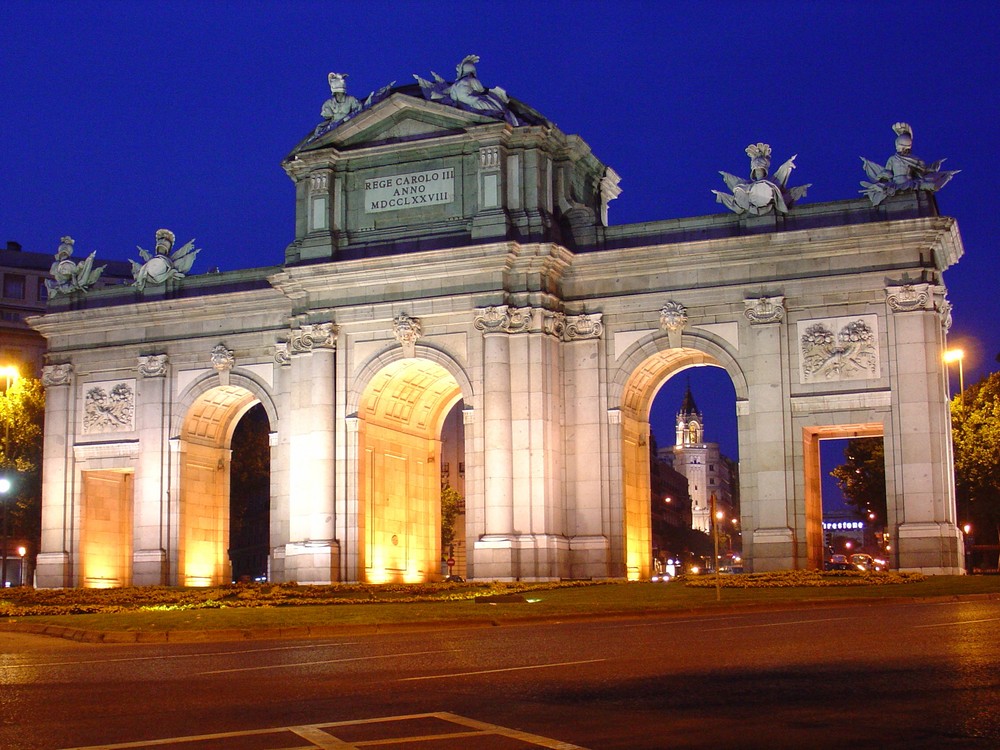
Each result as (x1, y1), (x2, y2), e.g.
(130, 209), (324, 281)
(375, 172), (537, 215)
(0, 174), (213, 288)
(2, 598), (998, 749)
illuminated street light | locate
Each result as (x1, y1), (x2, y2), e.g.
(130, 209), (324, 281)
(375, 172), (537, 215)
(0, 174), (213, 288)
(0, 365), (19, 388)
(943, 349), (965, 406)
(17, 545), (25, 586)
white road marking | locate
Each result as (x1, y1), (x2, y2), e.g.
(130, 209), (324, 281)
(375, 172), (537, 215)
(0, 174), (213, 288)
(0, 640), (359, 670)
(914, 617), (1000, 628)
(197, 648), (454, 675)
(706, 616), (853, 631)
(58, 711), (588, 750)
(398, 658), (605, 681)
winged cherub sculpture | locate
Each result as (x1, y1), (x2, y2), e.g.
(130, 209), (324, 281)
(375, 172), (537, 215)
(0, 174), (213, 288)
(131, 229), (200, 291)
(713, 143), (810, 216)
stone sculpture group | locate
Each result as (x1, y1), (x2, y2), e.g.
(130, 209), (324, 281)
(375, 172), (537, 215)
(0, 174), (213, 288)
(48, 57), (959, 295)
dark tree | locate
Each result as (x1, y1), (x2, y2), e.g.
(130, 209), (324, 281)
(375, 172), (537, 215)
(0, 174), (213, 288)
(830, 437), (886, 525)
(440, 482), (462, 551)
(951, 372), (1000, 565)
(0, 376), (45, 552)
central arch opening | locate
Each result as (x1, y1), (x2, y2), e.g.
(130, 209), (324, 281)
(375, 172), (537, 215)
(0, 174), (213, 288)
(357, 358), (463, 583)
(620, 348), (739, 579)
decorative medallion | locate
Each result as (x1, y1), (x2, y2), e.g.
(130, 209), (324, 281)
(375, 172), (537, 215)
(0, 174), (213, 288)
(659, 301), (688, 332)
(392, 313), (424, 347)
(210, 345), (235, 372)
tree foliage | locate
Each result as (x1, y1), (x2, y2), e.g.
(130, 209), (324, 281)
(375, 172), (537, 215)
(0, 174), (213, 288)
(951, 371), (1000, 547)
(440, 482), (463, 552)
(0, 377), (45, 548)
(829, 437), (886, 525)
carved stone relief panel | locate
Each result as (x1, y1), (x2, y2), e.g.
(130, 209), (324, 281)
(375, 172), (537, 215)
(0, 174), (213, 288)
(797, 314), (881, 383)
(137, 354), (168, 378)
(82, 379), (136, 434)
(564, 313), (604, 341)
(474, 305), (531, 334)
(743, 296), (785, 325)
(274, 341), (291, 366)
(42, 363), (73, 387)
(290, 322), (338, 354)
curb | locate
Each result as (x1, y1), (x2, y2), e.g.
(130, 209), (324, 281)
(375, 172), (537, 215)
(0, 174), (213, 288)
(4, 592), (999, 645)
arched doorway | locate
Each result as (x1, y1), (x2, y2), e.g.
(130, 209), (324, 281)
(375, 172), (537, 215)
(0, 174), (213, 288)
(619, 348), (739, 580)
(357, 358), (463, 583)
(179, 384), (265, 586)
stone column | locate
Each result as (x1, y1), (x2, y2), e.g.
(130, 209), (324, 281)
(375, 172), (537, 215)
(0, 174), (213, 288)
(563, 313), (610, 577)
(132, 354), (170, 585)
(35, 364), (75, 588)
(482, 331), (514, 536)
(284, 323), (339, 583)
(472, 307), (517, 578)
(741, 297), (794, 571)
(885, 284), (963, 573)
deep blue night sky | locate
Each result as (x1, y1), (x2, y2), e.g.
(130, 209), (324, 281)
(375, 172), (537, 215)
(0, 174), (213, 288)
(4, 1), (997, 508)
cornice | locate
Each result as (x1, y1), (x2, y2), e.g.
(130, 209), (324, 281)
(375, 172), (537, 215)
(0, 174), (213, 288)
(27, 286), (290, 339)
(566, 215), (961, 287)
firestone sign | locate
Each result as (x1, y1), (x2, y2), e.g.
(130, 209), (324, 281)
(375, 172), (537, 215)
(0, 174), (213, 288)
(364, 168), (455, 213)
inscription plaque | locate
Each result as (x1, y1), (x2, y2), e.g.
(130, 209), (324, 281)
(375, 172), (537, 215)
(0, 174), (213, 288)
(364, 168), (455, 213)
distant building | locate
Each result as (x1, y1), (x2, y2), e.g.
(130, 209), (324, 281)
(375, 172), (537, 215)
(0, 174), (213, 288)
(1, 240), (130, 376)
(660, 385), (735, 534)
(650, 450), (692, 559)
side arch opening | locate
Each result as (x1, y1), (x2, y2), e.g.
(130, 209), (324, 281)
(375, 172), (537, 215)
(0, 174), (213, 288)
(179, 384), (266, 586)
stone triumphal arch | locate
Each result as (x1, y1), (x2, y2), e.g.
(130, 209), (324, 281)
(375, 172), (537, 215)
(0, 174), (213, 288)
(30, 59), (966, 587)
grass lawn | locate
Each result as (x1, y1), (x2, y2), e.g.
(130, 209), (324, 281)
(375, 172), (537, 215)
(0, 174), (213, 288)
(3, 575), (998, 638)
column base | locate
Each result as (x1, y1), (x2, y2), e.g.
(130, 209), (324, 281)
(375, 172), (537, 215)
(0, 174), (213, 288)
(34, 551), (72, 589)
(568, 535), (610, 579)
(750, 527), (795, 572)
(472, 534), (570, 581)
(132, 549), (167, 586)
(897, 522), (964, 574)
(282, 540), (340, 584)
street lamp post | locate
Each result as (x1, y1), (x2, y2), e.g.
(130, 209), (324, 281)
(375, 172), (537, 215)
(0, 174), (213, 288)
(0, 364), (19, 588)
(710, 493), (721, 602)
(943, 349), (965, 407)
(0, 477), (9, 588)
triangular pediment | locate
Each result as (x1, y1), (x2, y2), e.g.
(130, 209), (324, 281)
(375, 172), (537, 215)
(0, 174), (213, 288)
(294, 92), (503, 155)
